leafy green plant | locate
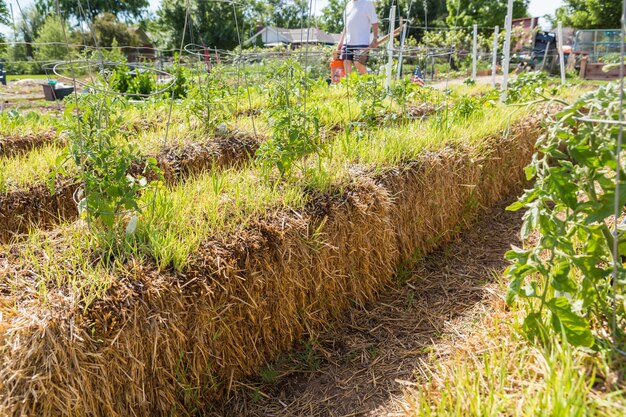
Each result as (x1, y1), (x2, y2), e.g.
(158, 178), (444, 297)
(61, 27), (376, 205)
(257, 106), (322, 179)
(109, 65), (132, 94)
(452, 95), (483, 120)
(506, 83), (626, 348)
(108, 65), (156, 99)
(256, 61), (324, 179)
(354, 73), (387, 125)
(185, 69), (233, 132)
(463, 77), (476, 86)
(506, 71), (555, 104)
(129, 69), (156, 99)
(52, 94), (162, 235)
(168, 63), (189, 99)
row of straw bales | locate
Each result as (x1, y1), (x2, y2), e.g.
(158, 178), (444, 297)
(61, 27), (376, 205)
(0, 116), (541, 416)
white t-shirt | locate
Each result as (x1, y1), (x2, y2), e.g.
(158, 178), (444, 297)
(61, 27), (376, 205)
(344, 0), (378, 46)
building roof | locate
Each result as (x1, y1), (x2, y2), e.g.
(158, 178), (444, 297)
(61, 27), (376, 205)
(247, 27), (341, 46)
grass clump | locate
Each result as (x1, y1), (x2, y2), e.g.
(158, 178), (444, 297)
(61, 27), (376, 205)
(401, 280), (626, 417)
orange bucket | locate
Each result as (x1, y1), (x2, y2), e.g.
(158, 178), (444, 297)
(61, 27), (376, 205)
(330, 59), (345, 84)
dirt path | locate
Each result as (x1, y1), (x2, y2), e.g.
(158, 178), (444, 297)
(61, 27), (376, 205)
(212, 199), (524, 417)
(429, 74), (505, 89)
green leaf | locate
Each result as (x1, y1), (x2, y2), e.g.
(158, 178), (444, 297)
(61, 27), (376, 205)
(505, 245), (530, 262)
(522, 312), (546, 342)
(546, 167), (578, 209)
(550, 261), (577, 293)
(547, 297), (594, 347)
(507, 189), (537, 212)
(506, 274), (523, 305)
(521, 203), (540, 238)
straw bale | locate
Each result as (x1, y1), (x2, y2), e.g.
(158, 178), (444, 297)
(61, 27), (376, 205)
(0, 130), (59, 158)
(158, 131), (260, 183)
(0, 116), (542, 416)
(0, 178), (79, 242)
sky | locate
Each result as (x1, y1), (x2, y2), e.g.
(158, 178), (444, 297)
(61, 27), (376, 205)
(1, 0), (564, 36)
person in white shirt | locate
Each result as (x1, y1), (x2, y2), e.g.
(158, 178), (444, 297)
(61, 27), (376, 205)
(336, 0), (379, 75)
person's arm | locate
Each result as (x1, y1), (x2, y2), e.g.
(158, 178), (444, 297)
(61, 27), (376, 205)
(370, 23), (379, 48)
(337, 28), (346, 51)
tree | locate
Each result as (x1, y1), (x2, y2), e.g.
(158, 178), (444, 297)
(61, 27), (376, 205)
(446, 0), (529, 29)
(554, 0), (622, 29)
(33, 15), (71, 62)
(266, 0), (308, 29)
(12, 2), (53, 58)
(0, 0), (9, 26)
(321, 0), (344, 34)
(155, 0), (248, 51)
(40, 0), (148, 22)
(88, 13), (141, 48)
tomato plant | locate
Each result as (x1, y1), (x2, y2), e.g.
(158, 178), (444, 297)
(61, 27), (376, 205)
(256, 61), (324, 179)
(506, 83), (626, 348)
(52, 94), (162, 235)
(185, 68), (234, 132)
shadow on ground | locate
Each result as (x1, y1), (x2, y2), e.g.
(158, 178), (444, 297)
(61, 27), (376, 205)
(212, 199), (524, 417)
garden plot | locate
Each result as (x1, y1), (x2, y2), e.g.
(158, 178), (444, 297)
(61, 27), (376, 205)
(0, 65), (581, 416)
(0, 126), (263, 242)
(0, 78), (449, 242)
(0, 100), (544, 416)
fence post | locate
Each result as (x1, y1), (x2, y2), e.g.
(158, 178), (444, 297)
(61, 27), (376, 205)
(492, 25), (499, 86)
(396, 19), (408, 80)
(385, 6), (396, 90)
(557, 21), (567, 85)
(472, 24), (478, 80)
(500, 0), (514, 102)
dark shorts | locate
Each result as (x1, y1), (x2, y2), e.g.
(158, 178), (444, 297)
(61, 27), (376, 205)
(341, 44), (370, 64)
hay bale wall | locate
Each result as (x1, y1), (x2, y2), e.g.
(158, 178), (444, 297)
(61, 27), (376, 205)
(0, 118), (541, 416)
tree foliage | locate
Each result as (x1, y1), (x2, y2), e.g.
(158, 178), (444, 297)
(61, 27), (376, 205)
(40, 0), (148, 21)
(0, 0), (9, 26)
(86, 12), (141, 48)
(446, 0), (529, 28)
(154, 0), (313, 51)
(264, 0), (308, 29)
(320, 0), (345, 34)
(33, 15), (70, 62)
(555, 0), (623, 29)
(155, 0), (246, 51)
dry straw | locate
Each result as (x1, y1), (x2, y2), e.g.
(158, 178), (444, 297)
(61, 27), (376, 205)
(0, 130), (60, 158)
(0, 117), (541, 416)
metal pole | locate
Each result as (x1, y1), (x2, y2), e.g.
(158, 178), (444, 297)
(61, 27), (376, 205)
(492, 26), (499, 86)
(472, 24), (478, 80)
(500, 0), (514, 102)
(385, 6), (396, 90)
(541, 40), (551, 71)
(396, 20), (408, 80)
(557, 21), (567, 85)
